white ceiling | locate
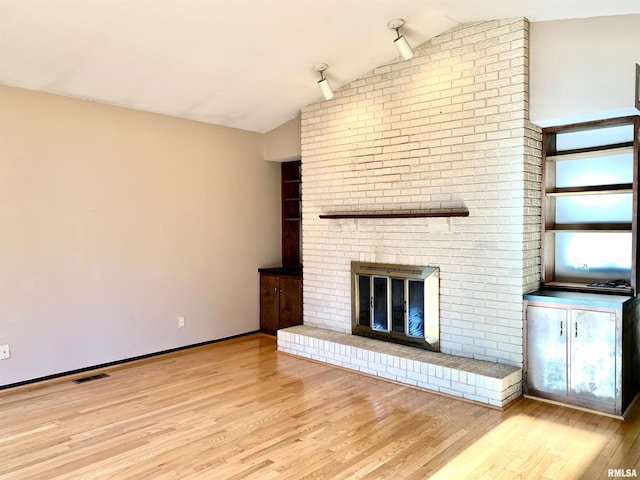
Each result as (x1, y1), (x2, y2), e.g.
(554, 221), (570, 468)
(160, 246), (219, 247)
(1, 0), (639, 133)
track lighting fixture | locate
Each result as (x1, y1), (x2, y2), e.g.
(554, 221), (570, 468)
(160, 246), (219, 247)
(387, 18), (414, 60)
(314, 63), (334, 100)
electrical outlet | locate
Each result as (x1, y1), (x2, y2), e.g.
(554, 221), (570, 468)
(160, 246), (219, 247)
(0, 344), (10, 360)
(178, 316), (185, 328)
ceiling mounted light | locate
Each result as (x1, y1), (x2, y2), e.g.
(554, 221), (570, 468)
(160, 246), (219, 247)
(387, 18), (414, 60)
(314, 63), (334, 100)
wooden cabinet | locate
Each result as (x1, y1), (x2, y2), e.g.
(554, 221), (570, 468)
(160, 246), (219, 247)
(260, 274), (280, 333)
(259, 269), (302, 335)
(541, 115), (639, 295)
(258, 160), (303, 334)
(524, 290), (640, 417)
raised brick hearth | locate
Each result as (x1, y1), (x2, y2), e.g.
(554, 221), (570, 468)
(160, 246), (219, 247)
(278, 326), (522, 408)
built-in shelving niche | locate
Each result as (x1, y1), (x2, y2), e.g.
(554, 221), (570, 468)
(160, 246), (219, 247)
(542, 115), (639, 296)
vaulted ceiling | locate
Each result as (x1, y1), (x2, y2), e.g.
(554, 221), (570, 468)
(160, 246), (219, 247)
(1, 0), (639, 133)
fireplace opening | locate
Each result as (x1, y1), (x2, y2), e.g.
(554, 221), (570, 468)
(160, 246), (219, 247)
(351, 262), (439, 351)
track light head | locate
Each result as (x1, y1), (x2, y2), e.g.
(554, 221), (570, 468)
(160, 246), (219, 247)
(314, 63), (334, 100)
(387, 18), (414, 60)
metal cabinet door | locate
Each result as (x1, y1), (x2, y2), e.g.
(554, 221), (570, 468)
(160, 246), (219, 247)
(526, 305), (568, 396)
(570, 309), (616, 406)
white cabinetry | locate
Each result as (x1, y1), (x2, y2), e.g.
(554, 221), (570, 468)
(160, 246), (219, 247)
(524, 290), (639, 417)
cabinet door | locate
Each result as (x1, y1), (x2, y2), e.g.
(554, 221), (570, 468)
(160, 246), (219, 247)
(526, 305), (568, 396)
(570, 309), (616, 405)
(260, 275), (280, 333)
(279, 277), (302, 329)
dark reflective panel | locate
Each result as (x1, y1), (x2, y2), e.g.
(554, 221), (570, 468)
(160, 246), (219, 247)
(408, 280), (424, 337)
(358, 275), (371, 327)
(391, 278), (405, 332)
(373, 277), (388, 331)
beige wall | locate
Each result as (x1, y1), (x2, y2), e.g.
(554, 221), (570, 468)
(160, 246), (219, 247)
(0, 85), (281, 386)
(530, 14), (640, 126)
(263, 115), (301, 162)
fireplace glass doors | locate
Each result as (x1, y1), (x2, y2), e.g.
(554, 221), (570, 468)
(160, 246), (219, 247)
(352, 262), (439, 351)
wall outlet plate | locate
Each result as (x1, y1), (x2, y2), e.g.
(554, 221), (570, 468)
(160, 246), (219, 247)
(178, 316), (185, 328)
(0, 344), (10, 360)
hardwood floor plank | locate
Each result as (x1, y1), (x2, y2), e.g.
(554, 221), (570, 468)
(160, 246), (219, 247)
(1, 334), (638, 479)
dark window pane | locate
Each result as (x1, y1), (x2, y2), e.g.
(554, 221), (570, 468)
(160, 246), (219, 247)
(358, 275), (370, 327)
(408, 280), (424, 337)
(373, 277), (388, 331)
(391, 278), (405, 333)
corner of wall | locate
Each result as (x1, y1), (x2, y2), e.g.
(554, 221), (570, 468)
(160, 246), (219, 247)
(263, 115), (302, 162)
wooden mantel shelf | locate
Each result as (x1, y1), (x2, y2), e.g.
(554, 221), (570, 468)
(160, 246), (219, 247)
(319, 208), (469, 219)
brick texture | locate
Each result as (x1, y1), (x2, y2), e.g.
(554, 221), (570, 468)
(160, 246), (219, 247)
(300, 19), (542, 368)
(279, 326), (522, 407)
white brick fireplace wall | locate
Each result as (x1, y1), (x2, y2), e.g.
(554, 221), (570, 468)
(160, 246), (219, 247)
(297, 18), (542, 370)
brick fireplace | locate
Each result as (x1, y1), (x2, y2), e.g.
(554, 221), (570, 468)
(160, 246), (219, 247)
(278, 18), (541, 407)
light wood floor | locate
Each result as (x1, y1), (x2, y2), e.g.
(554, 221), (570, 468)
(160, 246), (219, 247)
(1, 334), (638, 479)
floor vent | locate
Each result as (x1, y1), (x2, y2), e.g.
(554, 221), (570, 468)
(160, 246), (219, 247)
(73, 373), (110, 384)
